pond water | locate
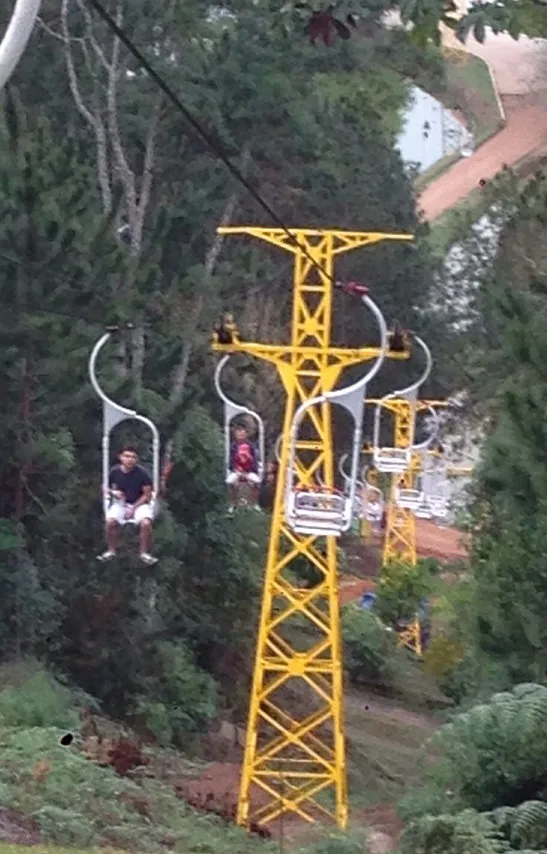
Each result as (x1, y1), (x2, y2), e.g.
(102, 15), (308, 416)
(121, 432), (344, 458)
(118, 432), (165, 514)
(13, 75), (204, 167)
(397, 85), (474, 173)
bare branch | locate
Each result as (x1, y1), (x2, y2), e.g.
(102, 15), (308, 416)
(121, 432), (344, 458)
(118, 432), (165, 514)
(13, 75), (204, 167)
(132, 95), (162, 249)
(38, 16), (80, 42)
(75, 0), (111, 72)
(106, 2), (137, 223)
(61, 0), (96, 130)
(59, 0), (112, 212)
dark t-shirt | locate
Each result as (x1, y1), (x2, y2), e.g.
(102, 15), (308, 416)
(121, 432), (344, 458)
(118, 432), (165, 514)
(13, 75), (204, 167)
(108, 464), (152, 505)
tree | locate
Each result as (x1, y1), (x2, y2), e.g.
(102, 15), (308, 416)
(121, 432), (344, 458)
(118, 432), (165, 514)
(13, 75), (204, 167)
(399, 684), (547, 853)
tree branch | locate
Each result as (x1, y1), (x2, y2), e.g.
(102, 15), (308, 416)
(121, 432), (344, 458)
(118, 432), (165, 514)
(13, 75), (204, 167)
(168, 144), (252, 412)
(106, 2), (137, 224)
(61, 0), (97, 131)
(75, 0), (111, 71)
(59, 0), (112, 213)
(133, 95), (162, 251)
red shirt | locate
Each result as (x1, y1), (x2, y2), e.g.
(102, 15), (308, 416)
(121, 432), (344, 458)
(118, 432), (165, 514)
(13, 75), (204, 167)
(234, 442), (254, 473)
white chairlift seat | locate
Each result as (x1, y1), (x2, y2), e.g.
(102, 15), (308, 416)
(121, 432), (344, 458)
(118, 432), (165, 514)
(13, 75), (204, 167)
(428, 496), (449, 518)
(395, 488), (424, 510)
(414, 500), (433, 519)
(365, 501), (383, 522)
(89, 329), (161, 520)
(284, 292), (389, 538)
(373, 447), (410, 473)
(287, 490), (350, 537)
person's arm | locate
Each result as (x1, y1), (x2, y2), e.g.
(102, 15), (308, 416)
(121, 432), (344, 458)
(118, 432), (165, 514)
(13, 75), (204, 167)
(107, 467), (123, 499)
(133, 485), (152, 509)
(228, 442), (236, 471)
(132, 469), (153, 509)
(251, 443), (260, 474)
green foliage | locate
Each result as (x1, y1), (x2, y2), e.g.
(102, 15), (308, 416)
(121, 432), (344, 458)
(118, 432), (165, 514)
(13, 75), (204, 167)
(0, 723), (274, 853)
(342, 603), (400, 687)
(0, 667), (78, 731)
(375, 559), (438, 625)
(0, 0), (449, 749)
(134, 641), (217, 748)
(308, 830), (369, 854)
(400, 683), (547, 849)
(400, 809), (509, 854)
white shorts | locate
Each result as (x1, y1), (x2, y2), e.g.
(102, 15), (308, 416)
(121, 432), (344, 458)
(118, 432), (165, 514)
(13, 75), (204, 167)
(226, 471), (261, 486)
(106, 502), (154, 525)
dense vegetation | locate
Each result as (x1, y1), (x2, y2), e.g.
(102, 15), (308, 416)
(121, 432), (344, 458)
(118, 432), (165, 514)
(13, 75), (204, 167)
(3, 0), (547, 851)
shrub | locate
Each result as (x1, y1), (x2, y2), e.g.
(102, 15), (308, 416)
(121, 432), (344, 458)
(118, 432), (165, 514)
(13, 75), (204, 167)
(0, 663), (79, 729)
(135, 641), (217, 747)
(375, 559), (438, 625)
(342, 604), (398, 687)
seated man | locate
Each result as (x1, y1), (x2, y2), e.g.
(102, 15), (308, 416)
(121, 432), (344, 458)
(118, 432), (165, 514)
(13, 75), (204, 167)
(97, 445), (158, 565)
(226, 425), (261, 514)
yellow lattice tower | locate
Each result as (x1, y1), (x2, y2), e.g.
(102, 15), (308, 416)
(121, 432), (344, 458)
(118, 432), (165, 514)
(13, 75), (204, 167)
(212, 226), (413, 830)
(371, 399), (449, 655)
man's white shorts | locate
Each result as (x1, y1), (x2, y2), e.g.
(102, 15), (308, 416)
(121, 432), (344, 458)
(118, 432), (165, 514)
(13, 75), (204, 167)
(226, 471), (261, 486)
(106, 503), (154, 525)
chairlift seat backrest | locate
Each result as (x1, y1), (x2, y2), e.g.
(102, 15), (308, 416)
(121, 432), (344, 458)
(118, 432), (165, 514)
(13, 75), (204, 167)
(286, 490), (351, 537)
(395, 488), (423, 510)
(414, 502), (432, 519)
(373, 447), (410, 473)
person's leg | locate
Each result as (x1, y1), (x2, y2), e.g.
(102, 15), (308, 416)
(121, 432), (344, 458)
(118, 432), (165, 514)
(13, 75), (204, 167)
(106, 519), (120, 552)
(134, 505), (157, 564)
(98, 504), (125, 560)
(248, 473), (261, 508)
(139, 518), (153, 553)
(226, 472), (238, 511)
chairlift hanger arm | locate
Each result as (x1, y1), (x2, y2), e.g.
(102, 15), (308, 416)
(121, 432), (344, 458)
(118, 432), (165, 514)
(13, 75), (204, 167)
(213, 339), (407, 367)
(88, 328), (136, 417)
(0, 0), (42, 90)
(392, 335), (432, 399)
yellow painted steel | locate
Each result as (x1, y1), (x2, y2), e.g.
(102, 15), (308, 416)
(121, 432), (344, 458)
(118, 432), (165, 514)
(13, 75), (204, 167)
(212, 227), (413, 830)
(369, 398), (454, 656)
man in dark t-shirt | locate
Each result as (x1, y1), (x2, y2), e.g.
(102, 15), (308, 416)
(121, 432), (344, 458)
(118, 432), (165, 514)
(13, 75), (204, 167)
(97, 445), (157, 565)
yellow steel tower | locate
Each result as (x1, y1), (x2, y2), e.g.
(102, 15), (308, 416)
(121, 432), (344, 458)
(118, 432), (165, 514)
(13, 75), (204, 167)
(212, 227), (412, 830)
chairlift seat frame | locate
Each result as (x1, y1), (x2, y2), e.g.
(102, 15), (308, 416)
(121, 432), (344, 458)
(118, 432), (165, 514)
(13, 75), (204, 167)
(89, 330), (161, 520)
(285, 293), (388, 538)
(395, 487), (424, 510)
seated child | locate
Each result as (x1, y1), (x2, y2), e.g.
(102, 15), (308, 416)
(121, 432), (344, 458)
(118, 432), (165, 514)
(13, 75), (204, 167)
(226, 424), (261, 513)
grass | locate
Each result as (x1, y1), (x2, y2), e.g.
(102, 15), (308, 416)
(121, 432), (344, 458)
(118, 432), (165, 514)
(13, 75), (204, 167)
(415, 49), (504, 192)
(427, 187), (486, 257)
(0, 658), (441, 853)
(427, 151), (547, 257)
(0, 849), (130, 854)
(345, 687), (438, 809)
(415, 151), (460, 192)
(442, 50), (503, 146)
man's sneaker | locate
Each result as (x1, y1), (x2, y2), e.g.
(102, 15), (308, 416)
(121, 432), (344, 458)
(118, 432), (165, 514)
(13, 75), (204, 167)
(140, 553), (158, 566)
(97, 550), (116, 562)
(253, 505), (262, 512)
(227, 506), (235, 516)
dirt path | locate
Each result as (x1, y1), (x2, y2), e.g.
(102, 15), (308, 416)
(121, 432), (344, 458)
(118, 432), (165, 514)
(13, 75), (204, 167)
(419, 27), (547, 220)
(415, 518), (468, 562)
(419, 98), (547, 219)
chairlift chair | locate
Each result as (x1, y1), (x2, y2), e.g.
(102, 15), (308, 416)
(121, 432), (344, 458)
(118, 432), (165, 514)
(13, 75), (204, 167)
(361, 465), (384, 523)
(88, 327), (161, 520)
(421, 454), (450, 519)
(393, 405), (440, 511)
(372, 336), (433, 474)
(285, 293), (388, 537)
(214, 354), (265, 481)
(339, 452), (364, 516)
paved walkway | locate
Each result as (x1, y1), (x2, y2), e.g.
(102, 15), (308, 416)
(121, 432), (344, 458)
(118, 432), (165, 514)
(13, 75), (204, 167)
(419, 28), (547, 220)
